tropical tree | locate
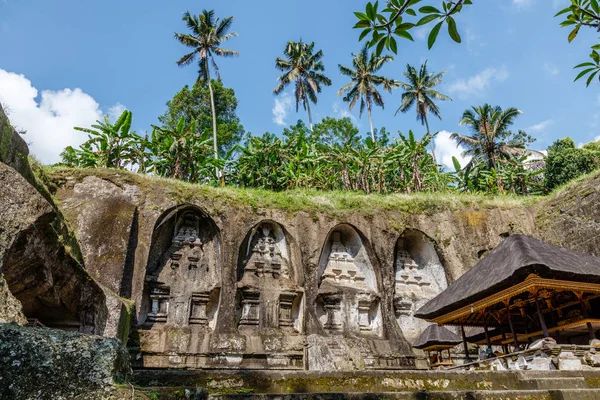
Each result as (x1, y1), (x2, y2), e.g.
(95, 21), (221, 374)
(274, 40), (332, 131)
(544, 137), (600, 191)
(451, 105), (531, 170)
(150, 116), (219, 182)
(396, 62), (451, 164)
(451, 104), (536, 192)
(338, 45), (399, 142)
(157, 81), (244, 155)
(72, 110), (141, 169)
(174, 9), (239, 171)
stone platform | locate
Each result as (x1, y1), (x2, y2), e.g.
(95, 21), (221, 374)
(132, 369), (600, 399)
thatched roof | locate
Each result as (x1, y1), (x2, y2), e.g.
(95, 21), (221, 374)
(415, 234), (600, 321)
(413, 324), (462, 349)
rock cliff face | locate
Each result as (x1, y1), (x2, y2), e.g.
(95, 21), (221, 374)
(0, 106), (112, 331)
(47, 169), (541, 371)
(536, 172), (600, 257)
(0, 105), (131, 399)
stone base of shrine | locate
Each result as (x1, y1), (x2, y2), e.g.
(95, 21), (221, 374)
(130, 329), (416, 371)
(452, 344), (600, 371)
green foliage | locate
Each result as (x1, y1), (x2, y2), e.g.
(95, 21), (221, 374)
(544, 137), (600, 190)
(353, 0), (474, 56)
(556, 1), (600, 85)
(61, 110), (146, 170)
(233, 118), (448, 194)
(157, 81), (244, 155)
(452, 155), (545, 196)
(354, 1), (600, 86)
(150, 116), (220, 182)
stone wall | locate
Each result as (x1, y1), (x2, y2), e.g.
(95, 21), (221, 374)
(49, 169), (540, 371)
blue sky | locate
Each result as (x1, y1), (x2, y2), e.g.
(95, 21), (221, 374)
(0, 0), (599, 166)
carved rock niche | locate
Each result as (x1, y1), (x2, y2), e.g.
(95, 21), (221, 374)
(316, 225), (382, 336)
(143, 206), (221, 329)
(393, 229), (448, 343)
(237, 221), (302, 332)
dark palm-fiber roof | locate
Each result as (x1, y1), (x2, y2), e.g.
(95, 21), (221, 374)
(413, 324), (462, 349)
(415, 234), (600, 320)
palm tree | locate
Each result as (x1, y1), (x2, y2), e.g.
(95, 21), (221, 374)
(274, 40), (332, 131)
(396, 62), (451, 164)
(338, 45), (399, 142)
(451, 104), (527, 192)
(174, 10), (238, 170)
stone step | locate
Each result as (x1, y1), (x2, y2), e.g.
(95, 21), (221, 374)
(207, 389), (600, 400)
(516, 376), (588, 390)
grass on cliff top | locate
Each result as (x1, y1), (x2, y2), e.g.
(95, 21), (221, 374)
(46, 166), (542, 215)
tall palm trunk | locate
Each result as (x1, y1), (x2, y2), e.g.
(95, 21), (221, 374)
(305, 93), (314, 131)
(367, 106), (375, 143)
(424, 117), (437, 165)
(204, 66), (221, 182)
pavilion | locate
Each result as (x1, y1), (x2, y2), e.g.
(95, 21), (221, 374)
(413, 324), (463, 367)
(415, 234), (600, 352)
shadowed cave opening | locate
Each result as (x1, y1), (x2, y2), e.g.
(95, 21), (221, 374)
(2, 216), (106, 333)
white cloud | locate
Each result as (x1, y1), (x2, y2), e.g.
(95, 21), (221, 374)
(447, 66), (509, 99)
(527, 119), (554, 133)
(465, 28), (486, 54)
(107, 103), (127, 122)
(413, 26), (428, 41)
(332, 102), (359, 125)
(544, 62), (559, 76)
(434, 130), (472, 170)
(513, 0), (535, 8)
(0, 69), (123, 165)
(272, 93), (293, 126)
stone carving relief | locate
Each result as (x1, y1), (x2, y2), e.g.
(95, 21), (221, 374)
(143, 208), (221, 329)
(393, 230), (448, 343)
(237, 221), (302, 332)
(317, 226), (382, 337)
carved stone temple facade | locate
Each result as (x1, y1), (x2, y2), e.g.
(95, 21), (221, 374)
(121, 204), (453, 372)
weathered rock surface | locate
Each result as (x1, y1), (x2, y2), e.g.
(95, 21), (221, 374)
(0, 105), (34, 184)
(0, 162), (108, 331)
(0, 323), (130, 400)
(537, 172), (600, 256)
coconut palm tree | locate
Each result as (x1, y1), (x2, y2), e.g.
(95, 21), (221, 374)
(274, 40), (332, 131)
(451, 104), (527, 170)
(396, 62), (451, 164)
(338, 45), (399, 142)
(174, 10), (239, 170)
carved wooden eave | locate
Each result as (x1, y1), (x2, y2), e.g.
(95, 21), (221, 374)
(428, 274), (600, 326)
